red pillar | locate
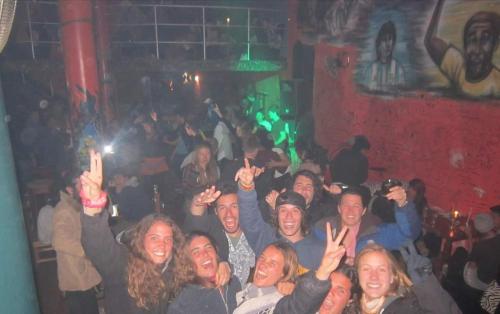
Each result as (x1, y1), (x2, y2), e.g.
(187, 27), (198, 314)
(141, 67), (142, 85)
(95, 0), (114, 125)
(59, 0), (100, 128)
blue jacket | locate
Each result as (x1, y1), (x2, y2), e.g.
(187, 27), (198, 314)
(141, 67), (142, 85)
(314, 201), (421, 253)
(238, 188), (325, 271)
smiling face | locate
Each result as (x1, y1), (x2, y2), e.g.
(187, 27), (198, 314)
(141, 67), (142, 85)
(189, 236), (218, 285)
(277, 204), (303, 242)
(215, 193), (241, 236)
(338, 194), (366, 227)
(319, 272), (352, 314)
(293, 175), (314, 206)
(253, 245), (285, 288)
(143, 222), (174, 265)
(358, 251), (394, 301)
(464, 19), (497, 81)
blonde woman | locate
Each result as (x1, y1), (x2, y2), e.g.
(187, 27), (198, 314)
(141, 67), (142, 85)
(354, 243), (427, 314)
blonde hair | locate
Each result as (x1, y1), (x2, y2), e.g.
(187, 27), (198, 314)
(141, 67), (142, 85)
(355, 243), (413, 297)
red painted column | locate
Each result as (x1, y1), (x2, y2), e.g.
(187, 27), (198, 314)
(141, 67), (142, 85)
(95, 0), (114, 125)
(58, 0), (100, 128)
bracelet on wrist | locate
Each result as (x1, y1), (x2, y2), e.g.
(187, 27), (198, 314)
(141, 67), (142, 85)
(238, 181), (255, 191)
(80, 191), (108, 208)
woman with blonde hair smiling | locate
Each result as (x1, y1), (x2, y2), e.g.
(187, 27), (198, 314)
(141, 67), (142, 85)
(354, 243), (427, 314)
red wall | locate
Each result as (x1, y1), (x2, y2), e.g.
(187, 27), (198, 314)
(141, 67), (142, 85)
(312, 43), (500, 215)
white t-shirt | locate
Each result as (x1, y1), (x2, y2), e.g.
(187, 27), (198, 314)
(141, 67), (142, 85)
(213, 121), (234, 161)
(37, 205), (54, 244)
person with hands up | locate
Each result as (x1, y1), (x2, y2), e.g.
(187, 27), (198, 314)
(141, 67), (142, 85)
(315, 184), (421, 265)
(184, 182), (256, 286)
(236, 158), (325, 273)
(234, 223), (348, 314)
(399, 241), (461, 314)
(79, 150), (228, 314)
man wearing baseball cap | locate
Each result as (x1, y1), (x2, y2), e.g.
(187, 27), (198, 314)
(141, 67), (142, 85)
(235, 159), (325, 272)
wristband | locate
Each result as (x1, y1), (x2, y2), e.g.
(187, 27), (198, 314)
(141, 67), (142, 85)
(80, 191), (108, 208)
(238, 181), (255, 192)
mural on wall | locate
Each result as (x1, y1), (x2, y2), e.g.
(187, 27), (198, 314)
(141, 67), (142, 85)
(298, 0), (500, 99)
(297, 0), (371, 43)
(424, 0), (500, 98)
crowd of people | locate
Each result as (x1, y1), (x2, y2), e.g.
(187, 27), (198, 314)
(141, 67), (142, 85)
(34, 98), (500, 314)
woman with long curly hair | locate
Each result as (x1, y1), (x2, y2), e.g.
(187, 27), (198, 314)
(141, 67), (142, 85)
(79, 151), (230, 314)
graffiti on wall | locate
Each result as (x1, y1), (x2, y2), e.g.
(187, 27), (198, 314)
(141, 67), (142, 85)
(298, 0), (500, 99)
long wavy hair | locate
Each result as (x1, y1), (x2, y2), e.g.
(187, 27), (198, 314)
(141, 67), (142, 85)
(126, 214), (189, 309)
(193, 142), (219, 186)
(177, 232), (221, 287)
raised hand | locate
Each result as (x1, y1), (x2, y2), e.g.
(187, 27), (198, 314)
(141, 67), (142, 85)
(265, 190), (280, 210)
(234, 158), (264, 187)
(399, 241), (432, 284)
(80, 150), (104, 216)
(215, 261), (231, 287)
(191, 186), (221, 216)
(323, 183), (342, 195)
(386, 186), (407, 207)
(315, 222), (348, 281)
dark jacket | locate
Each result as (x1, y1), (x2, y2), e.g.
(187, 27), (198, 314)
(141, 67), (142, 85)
(81, 211), (174, 314)
(379, 292), (430, 314)
(351, 292), (429, 314)
(412, 275), (462, 314)
(275, 271), (331, 314)
(167, 276), (241, 314)
(330, 148), (368, 186)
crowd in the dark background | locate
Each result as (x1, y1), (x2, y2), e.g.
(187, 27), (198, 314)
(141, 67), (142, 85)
(23, 96), (500, 314)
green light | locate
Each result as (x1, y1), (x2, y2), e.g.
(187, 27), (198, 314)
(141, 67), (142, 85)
(268, 110), (280, 122)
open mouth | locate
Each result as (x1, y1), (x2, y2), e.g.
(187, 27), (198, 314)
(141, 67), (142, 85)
(201, 259), (214, 269)
(255, 269), (268, 280)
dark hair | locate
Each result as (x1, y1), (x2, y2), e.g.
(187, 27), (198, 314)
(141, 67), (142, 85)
(340, 186), (369, 208)
(371, 195), (395, 223)
(216, 180), (239, 197)
(182, 231), (220, 286)
(352, 135), (371, 152)
(291, 170), (323, 204)
(463, 11), (500, 48)
(376, 21), (396, 48)
(335, 264), (360, 297)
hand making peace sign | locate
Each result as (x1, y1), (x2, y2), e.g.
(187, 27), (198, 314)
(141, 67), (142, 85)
(315, 222), (348, 281)
(234, 158), (264, 187)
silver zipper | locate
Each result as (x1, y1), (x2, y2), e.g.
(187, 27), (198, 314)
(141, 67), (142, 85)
(219, 286), (229, 314)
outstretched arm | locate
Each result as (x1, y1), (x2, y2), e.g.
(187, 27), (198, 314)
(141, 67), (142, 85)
(425, 0), (449, 65)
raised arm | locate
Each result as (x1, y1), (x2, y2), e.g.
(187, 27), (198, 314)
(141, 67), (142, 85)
(425, 0), (449, 65)
(235, 158), (276, 256)
(275, 224), (348, 314)
(80, 150), (127, 278)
